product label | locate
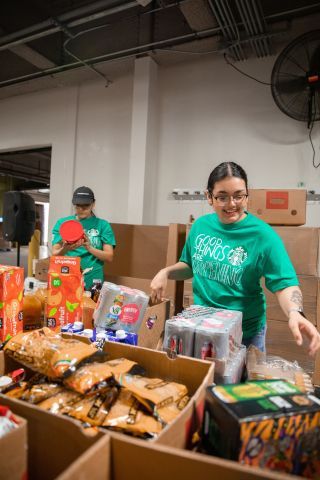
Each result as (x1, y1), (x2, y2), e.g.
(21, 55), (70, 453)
(119, 303), (140, 324)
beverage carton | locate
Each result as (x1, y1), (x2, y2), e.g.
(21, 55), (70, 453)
(0, 265), (24, 341)
(45, 256), (83, 329)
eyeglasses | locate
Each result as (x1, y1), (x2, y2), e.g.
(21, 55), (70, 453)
(212, 194), (248, 206)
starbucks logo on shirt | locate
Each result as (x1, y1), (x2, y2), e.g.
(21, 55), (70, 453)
(228, 246), (248, 266)
(87, 228), (99, 237)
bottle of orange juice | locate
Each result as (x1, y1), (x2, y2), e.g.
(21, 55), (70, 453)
(23, 291), (42, 331)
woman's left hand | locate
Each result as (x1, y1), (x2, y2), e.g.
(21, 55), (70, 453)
(288, 311), (320, 357)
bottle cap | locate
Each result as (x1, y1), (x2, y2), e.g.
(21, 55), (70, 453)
(60, 220), (84, 243)
(96, 332), (107, 340)
(82, 329), (93, 338)
(73, 321), (84, 331)
(115, 329), (127, 340)
(0, 376), (12, 388)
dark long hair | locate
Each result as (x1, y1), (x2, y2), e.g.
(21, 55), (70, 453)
(207, 162), (248, 195)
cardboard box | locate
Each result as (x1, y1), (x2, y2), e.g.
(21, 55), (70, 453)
(314, 351), (320, 386)
(110, 432), (293, 480)
(0, 265), (24, 342)
(34, 257), (50, 282)
(138, 299), (170, 349)
(0, 353), (110, 480)
(247, 189), (306, 226)
(0, 415), (27, 480)
(40, 337), (214, 449)
(274, 227), (320, 276)
(264, 275), (320, 326)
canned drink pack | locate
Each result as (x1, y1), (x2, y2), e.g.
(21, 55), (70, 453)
(163, 317), (201, 356)
(93, 282), (149, 333)
(215, 345), (247, 384)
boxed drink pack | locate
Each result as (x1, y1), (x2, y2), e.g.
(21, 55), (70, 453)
(45, 256), (83, 330)
(202, 379), (320, 477)
(0, 265), (24, 342)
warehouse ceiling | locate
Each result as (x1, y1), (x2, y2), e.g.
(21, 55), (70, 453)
(0, 0), (320, 188)
(0, 0), (320, 99)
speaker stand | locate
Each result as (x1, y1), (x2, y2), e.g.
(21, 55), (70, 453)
(17, 242), (20, 266)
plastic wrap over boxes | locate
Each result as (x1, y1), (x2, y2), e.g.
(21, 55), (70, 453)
(163, 306), (245, 384)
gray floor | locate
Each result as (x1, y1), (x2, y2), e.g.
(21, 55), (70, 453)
(0, 245), (48, 275)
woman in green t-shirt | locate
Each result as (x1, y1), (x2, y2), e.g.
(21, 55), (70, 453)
(52, 186), (116, 290)
(151, 162), (320, 356)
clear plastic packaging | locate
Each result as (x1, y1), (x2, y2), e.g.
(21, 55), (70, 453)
(93, 282), (149, 333)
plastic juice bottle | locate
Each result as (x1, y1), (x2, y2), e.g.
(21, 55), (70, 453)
(81, 291), (96, 329)
(23, 291), (42, 331)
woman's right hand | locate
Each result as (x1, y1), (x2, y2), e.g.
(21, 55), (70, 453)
(150, 269), (169, 303)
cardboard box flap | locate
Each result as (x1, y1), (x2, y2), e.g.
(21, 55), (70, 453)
(110, 432), (293, 480)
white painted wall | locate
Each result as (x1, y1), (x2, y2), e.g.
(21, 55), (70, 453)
(155, 54), (320, 225)
(0, 48), (319, 236)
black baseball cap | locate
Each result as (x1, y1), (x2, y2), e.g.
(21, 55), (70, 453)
(72, 186), (95, 205)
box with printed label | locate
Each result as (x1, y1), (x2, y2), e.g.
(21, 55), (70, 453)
(202, 379), (320, 477)
(247, 189), (306, 226)
(0, 265), (24, 342)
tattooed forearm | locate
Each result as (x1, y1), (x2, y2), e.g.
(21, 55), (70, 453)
(290, 289), (303, 306)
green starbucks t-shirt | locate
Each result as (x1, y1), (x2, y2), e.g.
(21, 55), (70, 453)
(52, 215), (116, 289)
(180, 212), (298, 339)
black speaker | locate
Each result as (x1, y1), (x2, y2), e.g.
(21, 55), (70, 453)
(3, 191), (36, 245)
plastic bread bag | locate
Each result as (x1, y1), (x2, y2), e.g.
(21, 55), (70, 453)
(65, 386), (119, 426)
(102, 388), (163, 438)
(246, 345), (314, 393)
(3, 328), (97, 378)
(116, 374), (188, 414)
(37, 388), (82, 414)
(21, 382), (64, 404)
(3, 382), (28, 399)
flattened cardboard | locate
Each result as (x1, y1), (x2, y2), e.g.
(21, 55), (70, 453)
(247, 189), (306, 226)
(273, 226), (320, 276)
(0, 415), (27, 480)
(110, 432), (294, 480)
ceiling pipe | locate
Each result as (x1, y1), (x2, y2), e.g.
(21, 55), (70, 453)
(207, 0), (241, 61)
(252, 0), (271, 55)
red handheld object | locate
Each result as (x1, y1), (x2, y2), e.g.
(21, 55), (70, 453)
(59, 220), (84, 243)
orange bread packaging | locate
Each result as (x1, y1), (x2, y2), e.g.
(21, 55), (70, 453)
(45, 256), (83, 330)
(0, 265), (24, 342)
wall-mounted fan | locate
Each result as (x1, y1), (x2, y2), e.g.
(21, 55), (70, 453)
(271, 30), (320, 127)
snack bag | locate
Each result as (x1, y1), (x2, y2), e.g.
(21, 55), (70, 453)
(103, 388), (163, 437)
(0, 265), (24, 342)
(37, 389), (82, 414)
(66, 386), (119, 425)
(46, 256), (83, 330)
(4, 327), (97, 378)
(117, 374), (188, 414)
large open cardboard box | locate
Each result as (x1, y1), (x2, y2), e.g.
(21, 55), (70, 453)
(0, 415), (27, 480)
(0, 353), (110, 480)
(1, 337), (214, 451)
